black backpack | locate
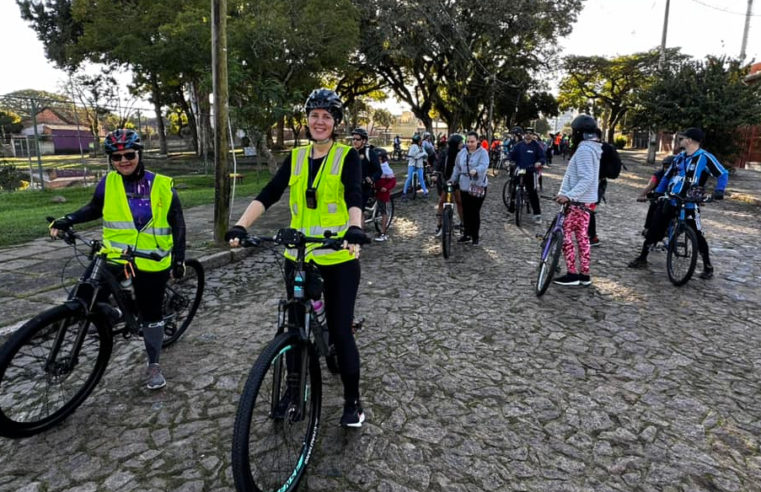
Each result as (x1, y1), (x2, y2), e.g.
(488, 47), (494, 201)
(600, 142), (622, 180)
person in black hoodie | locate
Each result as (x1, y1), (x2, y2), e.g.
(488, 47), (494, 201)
(587, 128), (622, 247)
(433, 134), (465, 236)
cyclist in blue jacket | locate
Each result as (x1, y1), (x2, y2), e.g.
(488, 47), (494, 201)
(628, 128), (728, 279)
(508, 129), (546, 223)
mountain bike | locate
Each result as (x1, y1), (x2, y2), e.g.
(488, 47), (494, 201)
(664, 191), (712, 286)
(440, 180), (457, 259)
(392, 144), (403, 161)
(489, 150), (507, 177)
(503, 167), (532, 227)
(232, 229), (368, 492)
(0, 223), (204, 439)
(364, 194), (395, 233)
(535, 200), (591, 296)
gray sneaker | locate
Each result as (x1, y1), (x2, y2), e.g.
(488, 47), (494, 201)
(533, 214), (542, 225)
(145, 363), (166, 390)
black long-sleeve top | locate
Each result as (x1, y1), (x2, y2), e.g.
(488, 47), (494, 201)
(255, 148), (363, 210)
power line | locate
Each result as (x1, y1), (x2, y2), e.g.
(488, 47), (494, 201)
(687, 0), (760, 16)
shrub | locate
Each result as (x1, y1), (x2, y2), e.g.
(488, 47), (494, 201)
(614, 136), (627, 149)
(0, 161), (24, 191)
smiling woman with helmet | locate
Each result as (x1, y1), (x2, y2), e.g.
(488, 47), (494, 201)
(48, 128), (187, 390)
(225, 88), (370, 427)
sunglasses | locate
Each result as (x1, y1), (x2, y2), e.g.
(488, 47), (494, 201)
(110, 152), (138, 162)
(352, 137), (363, 141)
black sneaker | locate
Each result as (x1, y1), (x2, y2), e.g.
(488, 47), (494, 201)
(589, 236), (601, 248)
(699, 266), (714, 280)
(578, 274), (592, 286)
(340, 399), (365, 428)
(472, 240), (480, 246)
(553, 273), (580, 286)
(627, 257), (648, 269)
(458, 235), (472, 243)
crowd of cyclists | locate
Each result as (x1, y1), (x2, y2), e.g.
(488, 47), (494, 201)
(45, 88), (729, 431)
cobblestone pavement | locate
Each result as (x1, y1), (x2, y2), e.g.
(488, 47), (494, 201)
(1, 157), (761, 492)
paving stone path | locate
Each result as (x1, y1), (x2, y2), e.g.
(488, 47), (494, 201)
(1, 156), (761, 492)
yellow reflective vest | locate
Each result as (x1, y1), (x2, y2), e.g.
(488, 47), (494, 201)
(285, 143), (354, 265)
(102, 172), (174, 271)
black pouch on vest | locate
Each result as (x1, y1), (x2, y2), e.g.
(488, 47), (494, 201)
(306, 187), (317, 209)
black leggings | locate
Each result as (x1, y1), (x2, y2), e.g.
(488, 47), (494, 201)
(640, 202), (711, 265)
(461, 189), (487, 242)
(286, 259), (361, 401)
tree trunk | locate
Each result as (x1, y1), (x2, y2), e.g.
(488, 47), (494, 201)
(179, 86), (199, 154)
(257, 132), (278, 175)
(150, 74), (168, 155)
(266, 127), (274, 148)
(197, 86), (213, 158)
(276, 116), (285, 149)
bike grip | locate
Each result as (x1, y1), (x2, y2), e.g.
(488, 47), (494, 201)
(150, 252), (162, 261)
(46, 216), (56, 223)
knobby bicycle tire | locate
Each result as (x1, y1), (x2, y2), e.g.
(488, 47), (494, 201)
(515, 191), (524, 227)
(667, 224), (698, 286)
(163, 259), (205, 347)
(0, 305), (112, 438)
(502, 180), (512, 210)
(536, 230), (564, 297)
(232, 332), (322, 492)
(442, 208), (453, 259)
(373, 197), (395, 233)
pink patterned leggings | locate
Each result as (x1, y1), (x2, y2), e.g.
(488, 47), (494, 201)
(562, 206), (593, 274)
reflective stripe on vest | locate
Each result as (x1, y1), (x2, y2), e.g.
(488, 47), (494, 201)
(285, 144), (353, 265)
(102, 172), (174, 271)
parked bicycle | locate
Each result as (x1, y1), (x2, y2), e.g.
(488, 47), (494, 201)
(0, 222), (204, 438)
(489, 150), (508, 177)
(664, 191), (712, 286)
(440, 180), (457, 259)
(364, 194), (395, 234)
(535, 199), (591, 296)
(232, 228), (366, 492)
(503, 167), (532, 227)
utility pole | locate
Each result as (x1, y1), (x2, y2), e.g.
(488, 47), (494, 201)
(740, 0), (754, 61)
(647, 0), (671, 165)
(487, 75), (496, 144)
(212, 0), (230, 244)
(29, 98), (45, 190)
(136, 109), (142, 134)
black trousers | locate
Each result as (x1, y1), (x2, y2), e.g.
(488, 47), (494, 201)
(88, 262), (169, 324)
(461, 188), (487, 241)
(286, 259), (362, 401)
(640, 202), (711, 266)
(510, 168), (541, 215)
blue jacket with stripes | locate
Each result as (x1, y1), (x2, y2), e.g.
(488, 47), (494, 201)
(656, 148), (729, 208)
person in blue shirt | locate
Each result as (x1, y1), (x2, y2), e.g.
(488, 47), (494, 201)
(508, 129), (546, 223)
(628, 128), (728, 279)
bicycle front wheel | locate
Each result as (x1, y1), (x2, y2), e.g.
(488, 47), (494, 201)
(515, 191), (524, 227)
(232, 332), (322, 492)
(442, 208), (453, 259)
(502, 180), (512, 210)
(536, 230), (563, 297)
(0, 305), (112, 438)
(667, 224), (698, 286)
(411, 173), (418, 200)
(162, 259), (205, 347)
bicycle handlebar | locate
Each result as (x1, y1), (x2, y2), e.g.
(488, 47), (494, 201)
(241, 228), (344, 251)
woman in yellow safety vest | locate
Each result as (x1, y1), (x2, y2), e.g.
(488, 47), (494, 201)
(49, 129), (187, 391)
(226, 89), (370, 428)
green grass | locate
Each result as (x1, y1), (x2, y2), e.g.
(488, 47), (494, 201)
(0, 172), (269, 248)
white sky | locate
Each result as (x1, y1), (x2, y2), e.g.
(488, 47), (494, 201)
(1, 0), (758, 113)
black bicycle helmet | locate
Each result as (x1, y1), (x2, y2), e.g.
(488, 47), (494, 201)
(512, 126), (523, 135)
(304, 88), (344, 125)
(352, 128), (369, 140)
(571, 114), (598, 133)
(377, 148), (388, 160)
(104, 129), (143, 154)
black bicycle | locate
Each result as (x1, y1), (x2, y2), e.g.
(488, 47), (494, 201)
(665, 191), (711, 286)
(503, 167), (532, 227)
(440, 180), (457, 259)
(232, 229), (367, 492)
(364, 193), (395, 234)
(0, 223), (204, 438)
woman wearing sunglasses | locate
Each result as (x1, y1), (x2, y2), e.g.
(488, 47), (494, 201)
(48, 128), (187, 391)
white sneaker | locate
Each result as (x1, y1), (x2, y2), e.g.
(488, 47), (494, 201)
(435, 227), (442, 237)
(533, 215), (542, 224)
(374, 234), (388, 242)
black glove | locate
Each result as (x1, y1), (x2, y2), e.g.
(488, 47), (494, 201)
(711, 190), (724, 201)
(224, 225), (248, 243)
(50, 216), (74, 232)
(344, 226), (370, 245)
(172, 261), (185, 279)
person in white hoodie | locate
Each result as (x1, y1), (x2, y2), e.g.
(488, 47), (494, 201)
(554, 115), (601, 287)
(403, 134), (429, 198)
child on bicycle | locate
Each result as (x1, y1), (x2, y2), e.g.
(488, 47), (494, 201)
(554, 115), (601, 287)
(636, 155), (674, 237)
(374, 149), (397, 242)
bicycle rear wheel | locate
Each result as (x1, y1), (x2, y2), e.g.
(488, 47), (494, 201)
(162, 259), (205, 347)
(502, 180), (512, 210)
(536, 229), (563, 297)
(667, 224), (698, 286)
(515, 191), (524, 227)
(0, 304), (112, 438)
(442, 208), (453, 259)
(232, 332), (322, 492)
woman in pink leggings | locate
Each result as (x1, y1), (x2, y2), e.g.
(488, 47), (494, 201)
(554, 115), (601, 287)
